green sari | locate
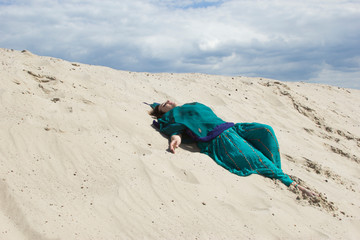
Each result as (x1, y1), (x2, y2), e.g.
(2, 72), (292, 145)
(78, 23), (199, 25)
(157, 102), (293, 186)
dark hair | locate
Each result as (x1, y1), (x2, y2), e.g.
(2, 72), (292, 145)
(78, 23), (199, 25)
(149, 105), (165, 119)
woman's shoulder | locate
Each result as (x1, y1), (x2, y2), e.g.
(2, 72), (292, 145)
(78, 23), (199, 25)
(183, 102), (206, 107)
(180, 102), (215, 115)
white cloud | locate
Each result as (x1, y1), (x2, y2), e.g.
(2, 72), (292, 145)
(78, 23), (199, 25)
(1, 0), (359, 89)
(308, 63), (360, 89)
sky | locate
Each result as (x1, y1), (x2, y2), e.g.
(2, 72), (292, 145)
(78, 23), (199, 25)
(1, 0), (360, 89)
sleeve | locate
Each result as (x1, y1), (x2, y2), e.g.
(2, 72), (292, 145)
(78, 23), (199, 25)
(160, 122), (186, 137)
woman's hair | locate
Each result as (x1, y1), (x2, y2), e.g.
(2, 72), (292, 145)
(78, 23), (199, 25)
(149, 105), (165, 119)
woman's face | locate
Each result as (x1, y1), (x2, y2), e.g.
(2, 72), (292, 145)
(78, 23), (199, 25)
(158, 100), (177, 113)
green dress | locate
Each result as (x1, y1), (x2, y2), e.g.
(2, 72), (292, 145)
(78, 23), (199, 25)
(157, 102), (293, 186)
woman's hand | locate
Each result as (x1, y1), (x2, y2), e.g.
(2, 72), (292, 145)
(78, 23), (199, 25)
(170, 135), (182, 153)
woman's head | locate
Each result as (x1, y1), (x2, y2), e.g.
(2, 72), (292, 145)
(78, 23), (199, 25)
(149, 100), (177, 119)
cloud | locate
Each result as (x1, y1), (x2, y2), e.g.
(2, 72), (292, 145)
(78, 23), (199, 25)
(308, 62), (360, 89)
(153, 0), (225, 9)
(1, 0), (359, 89)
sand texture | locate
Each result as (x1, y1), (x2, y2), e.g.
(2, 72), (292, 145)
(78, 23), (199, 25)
(1, 48), (360, 239)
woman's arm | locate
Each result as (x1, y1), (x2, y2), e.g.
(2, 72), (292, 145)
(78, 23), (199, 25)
(170, 134), (182, 154)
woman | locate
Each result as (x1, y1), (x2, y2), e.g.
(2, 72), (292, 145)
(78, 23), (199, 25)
(149, 100), (316, 197)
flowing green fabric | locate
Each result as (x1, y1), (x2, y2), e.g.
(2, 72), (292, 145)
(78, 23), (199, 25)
(157, 102), (293, 186)
(158, 102), (225, 138)
(198, 123), (293, 186)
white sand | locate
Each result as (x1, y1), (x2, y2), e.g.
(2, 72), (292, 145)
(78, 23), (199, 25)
(0, 48), (359, 239)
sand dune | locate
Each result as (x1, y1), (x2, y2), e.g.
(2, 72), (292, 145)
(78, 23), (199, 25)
(0, 48), (359, 239)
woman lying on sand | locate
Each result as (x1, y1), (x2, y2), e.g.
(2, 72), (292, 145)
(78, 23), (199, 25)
(149, 100), (316, 197)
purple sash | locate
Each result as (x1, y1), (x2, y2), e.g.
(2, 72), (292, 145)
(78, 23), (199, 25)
(185, 122), (234, 142)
